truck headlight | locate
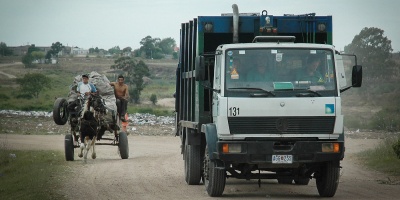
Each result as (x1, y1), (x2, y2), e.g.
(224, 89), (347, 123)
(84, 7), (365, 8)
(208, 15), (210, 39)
(222, 143), (242, 153)
(322, 143), (340, 153)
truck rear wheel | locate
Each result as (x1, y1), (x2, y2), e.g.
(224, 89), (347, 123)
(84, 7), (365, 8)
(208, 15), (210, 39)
(184, 144), (201, 185)
(316, 161), (340, 197)
(203, 146), (225, 197)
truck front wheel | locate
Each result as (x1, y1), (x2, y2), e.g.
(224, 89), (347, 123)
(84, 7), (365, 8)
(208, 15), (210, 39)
(316, 161), (340, 197)
(203, 146), (226, 197)
(184, 144), (201, 185)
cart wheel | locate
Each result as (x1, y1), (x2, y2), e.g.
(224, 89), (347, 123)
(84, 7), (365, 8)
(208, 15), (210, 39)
(118, 132), (129, 159)
(53, 98), (68, 125)
(65, 134), (74, 161)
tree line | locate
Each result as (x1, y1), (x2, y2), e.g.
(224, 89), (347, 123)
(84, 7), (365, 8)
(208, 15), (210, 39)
(0, 35), (177, 64)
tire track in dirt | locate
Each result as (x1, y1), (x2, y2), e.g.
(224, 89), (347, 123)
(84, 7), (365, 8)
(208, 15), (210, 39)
(0, 62), (20, 79)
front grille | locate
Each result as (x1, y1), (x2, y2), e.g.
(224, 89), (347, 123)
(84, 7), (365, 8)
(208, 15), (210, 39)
(228, 116), (335, 134)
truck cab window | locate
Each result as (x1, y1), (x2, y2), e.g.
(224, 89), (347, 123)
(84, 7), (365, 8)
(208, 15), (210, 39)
(225, 48), (337, 97)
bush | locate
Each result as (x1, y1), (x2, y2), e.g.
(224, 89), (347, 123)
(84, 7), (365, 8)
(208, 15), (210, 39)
(150, 94), (157, 105)
(172, 52), (178, 59)
(15, 93), (33, 99)
(130, 88), (140, 104)
(0, 93), (9, 100)
(358, 136), (400, 175)
(393, 139), (400, 159)
(370, 109), (400, 132)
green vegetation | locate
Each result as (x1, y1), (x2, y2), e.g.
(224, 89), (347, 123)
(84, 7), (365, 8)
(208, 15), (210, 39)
(0, 57), (176, 115)
(150, 94), (157, 105)
(46, 41), (63, 60)
(327, 27), (400, 177)
(0, 69), (73, 111)
(0, 42), (13, 56)
(0, 93), (9, 100)
(343, 27), (400, 132)
(22, 53), (35, 67)
(16, 73), (52, 99)
(141, 79), (175, 99)
(0, 148), (67, 199)
(392, 138), (400, 159)
(128, 104), (173, 116)
(111, 57), (150, 104)
(358, 137), (400, 176)
(138, 36), (176, 59)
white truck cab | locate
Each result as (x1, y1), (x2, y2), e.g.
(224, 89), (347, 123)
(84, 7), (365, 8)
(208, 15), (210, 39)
(212, 41), (350, 141)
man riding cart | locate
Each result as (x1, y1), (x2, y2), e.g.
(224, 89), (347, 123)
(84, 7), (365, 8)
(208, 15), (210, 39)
(53, 71), (129, 161)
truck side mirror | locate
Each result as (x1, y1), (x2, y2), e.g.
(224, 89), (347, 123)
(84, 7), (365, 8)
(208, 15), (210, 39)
(352, 65), (362, 87)
(195, 56), (205, 81)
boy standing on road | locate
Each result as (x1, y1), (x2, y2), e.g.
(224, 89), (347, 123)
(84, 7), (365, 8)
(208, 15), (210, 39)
(110, 75), (129, 122)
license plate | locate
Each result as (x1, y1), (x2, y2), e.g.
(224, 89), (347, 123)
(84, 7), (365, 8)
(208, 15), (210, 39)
(272, 155), (293, 164)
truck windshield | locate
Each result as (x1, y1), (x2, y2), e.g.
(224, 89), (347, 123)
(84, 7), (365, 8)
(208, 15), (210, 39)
(225, 48), (336, 97)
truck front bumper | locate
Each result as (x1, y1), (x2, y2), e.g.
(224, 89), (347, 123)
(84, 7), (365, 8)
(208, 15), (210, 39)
(214, 140), (344, 166)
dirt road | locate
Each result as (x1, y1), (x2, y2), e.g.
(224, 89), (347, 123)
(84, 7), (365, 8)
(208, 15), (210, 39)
(0, 62), (19, 79)
(1, 134), (398, 199)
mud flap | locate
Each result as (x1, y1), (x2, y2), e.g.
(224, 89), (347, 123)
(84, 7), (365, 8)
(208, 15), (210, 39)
(202, 124), (218, 160)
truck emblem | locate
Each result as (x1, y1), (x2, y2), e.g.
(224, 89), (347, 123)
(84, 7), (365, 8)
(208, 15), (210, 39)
(280, 102), (285, 107)
(276, 118), (288, 132)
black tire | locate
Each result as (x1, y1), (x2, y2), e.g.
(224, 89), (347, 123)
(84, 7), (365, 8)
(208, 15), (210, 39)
(316, 162), (340, 197)
(118, 131), (129, 159)
(53, 98), (68, 125)
(64, 134), (74, 161)
(277, 178), (293, 184)
(294, 177), (310, 185)
(184, 144), (201, 185)
(203, 146), (226, 197)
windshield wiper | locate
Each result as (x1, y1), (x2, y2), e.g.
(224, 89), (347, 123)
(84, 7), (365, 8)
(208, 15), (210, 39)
(228, 87), (276, 97)
(295, 89), (322, 97)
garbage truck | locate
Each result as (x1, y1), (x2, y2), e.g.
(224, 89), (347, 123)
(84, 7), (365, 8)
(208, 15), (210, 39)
(175, 4), (362, 197)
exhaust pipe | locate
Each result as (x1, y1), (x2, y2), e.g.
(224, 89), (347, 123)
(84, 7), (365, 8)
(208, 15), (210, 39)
(232, 4), (239, 43)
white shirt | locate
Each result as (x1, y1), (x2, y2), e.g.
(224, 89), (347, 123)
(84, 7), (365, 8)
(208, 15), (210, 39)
(78, 83), (92, 98)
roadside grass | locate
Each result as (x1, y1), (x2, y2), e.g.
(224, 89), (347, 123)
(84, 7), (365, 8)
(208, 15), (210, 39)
(0, 138), (11, 166)
(344, 113), (375, 130)
(358, 136), (400, 176)
(141, 79), (175, 100)
(0, 69), (73, 111)
(128, 104), (174, 116)
(0, 146), (67, 199)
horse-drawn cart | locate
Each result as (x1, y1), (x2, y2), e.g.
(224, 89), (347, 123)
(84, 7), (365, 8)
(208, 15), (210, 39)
(53, 72), (129, 161)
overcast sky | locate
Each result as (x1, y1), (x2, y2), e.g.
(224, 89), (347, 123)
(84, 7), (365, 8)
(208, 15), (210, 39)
(1, 0), (399, 52)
